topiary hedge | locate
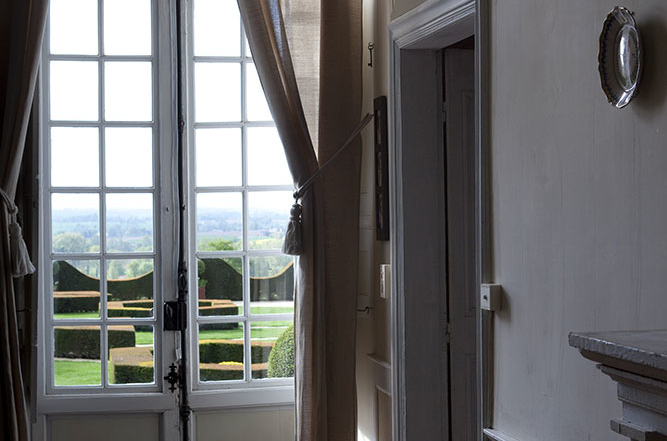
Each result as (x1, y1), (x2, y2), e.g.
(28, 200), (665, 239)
(107, 307), (153, 318)
(109, 346), (154, 384)
(200, 362), (268, 381)
(53, 261), (153, 301)
(53, 292), (100, 314)
(54, 326), (135, 359)
(198, 339), (273, 364)
(267, 324), (294, 378)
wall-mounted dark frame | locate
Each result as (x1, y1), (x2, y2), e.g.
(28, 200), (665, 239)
(374, 95), (389, 240)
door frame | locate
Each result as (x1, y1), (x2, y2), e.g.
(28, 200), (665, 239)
(388, 1), (491, 439)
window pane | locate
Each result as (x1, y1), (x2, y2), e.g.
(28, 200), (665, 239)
(54, 326), (101, 386)
(195, 128), (242, 187)
(199, 322), (245, 382)
(246, 63), (272, 122)
(50, 0), (98, 55)
(105, 127), (153, 187)
(197, 257), (242, 316)
(195, 63), (240, 122)
(251, 321), (293, 379)
(104, 0), (152, 55)
(194, 0), (240, 57)
(248, 191), (292, 250)
(104, 62), (153, 122)
(249, 256), (294, 304)
(52, 193), (100, 253)
(50, 61), (99, 121)
(109, 325), (154, 385)
(105, 193), (154, 253)
(51, 127), (99, 187)
(53, 260), (101, 319)
(247, 127), (292, 185)
(107, 259), (154, 318)
(196, 193), (242, 251)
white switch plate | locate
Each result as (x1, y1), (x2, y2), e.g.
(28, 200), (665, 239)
(380, 264), (391, 299)
(480, 284), (502, 311)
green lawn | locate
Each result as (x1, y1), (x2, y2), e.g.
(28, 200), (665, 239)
(54, 312), (100, 320)
(54, 359), (101, 386)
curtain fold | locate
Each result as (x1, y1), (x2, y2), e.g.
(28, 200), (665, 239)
(0, 1), (48, 440)
(239, 0), (362, 439)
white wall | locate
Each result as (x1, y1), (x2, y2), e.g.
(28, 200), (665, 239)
(489, 0), (667, 439)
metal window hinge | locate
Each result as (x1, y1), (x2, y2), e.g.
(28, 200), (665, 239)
(164, 363), (182, 393)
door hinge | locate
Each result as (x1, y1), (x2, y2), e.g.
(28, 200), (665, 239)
(164, 300), (187, 331)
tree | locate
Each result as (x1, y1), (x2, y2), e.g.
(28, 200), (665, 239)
(52, 232), (89, 253)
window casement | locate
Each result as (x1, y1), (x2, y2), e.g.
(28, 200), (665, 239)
(38, 0), (295, 422)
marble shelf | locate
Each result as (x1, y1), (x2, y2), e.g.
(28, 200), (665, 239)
(570, 330), (667, 441)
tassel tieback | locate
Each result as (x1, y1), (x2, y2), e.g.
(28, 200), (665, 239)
(0, 188), (36, 277)
(282, 200), (303, 256)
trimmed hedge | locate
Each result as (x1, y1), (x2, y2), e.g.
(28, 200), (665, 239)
(54, 261), (153, 301)
(267, 324), (294, 378)
(121, 300), (155, 309)
(109, 347), (267, 383)
(198, 258), (243, 300)
(54, 326), (135, 359)
(198, 339), (273, 364)
(200, 362), (268, 381)
(109, 346), (154, 384)
(54, 292), (100, 313)
(108, 307), (152, 318)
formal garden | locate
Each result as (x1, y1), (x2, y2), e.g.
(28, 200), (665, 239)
(53, 259), (295, 385)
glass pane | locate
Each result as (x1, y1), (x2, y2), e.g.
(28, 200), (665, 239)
(104, 0), (151, 55)
(246, 63), (272, 122)
(51, 127), (99, 187)
(195, 128), (242, 187)
(105, 193), (154, 253)
(251, 321), (293, 379)
(109, 325), (154, 385)
(54, 326), (101, 386)
(248, 191), (292, 250)
(199, 322), (245, 382)
(105, 127), (153, 187)
(50, 61), (99, 121)
(249, 256), (294, 304)
(195, 63), (240, 123)
(197, 257), (242, 316)
(52, 193), (100, 253)
(196, 193), (242, 251)
(53, 260), (101, 319)
(194, 0), (240, 57)
(247, 127), (292, 185)
(104, 62), (152, 121)
(107, 259), (154, 318)
(50, 0), (98, 55)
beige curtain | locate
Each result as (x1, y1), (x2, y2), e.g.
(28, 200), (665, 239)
(238, 0), (362, 439)
(0, 1), (48, 440)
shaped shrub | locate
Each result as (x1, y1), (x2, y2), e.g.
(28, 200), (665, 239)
(267, 324), (294, 378)
(54, 292), (100, 313)
(198, 339), (274, 364)
(54, 326), (135, 359)
(109, 347), (154, 384)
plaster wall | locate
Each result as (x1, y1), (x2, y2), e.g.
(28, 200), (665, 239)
(489, 0), (667, 439)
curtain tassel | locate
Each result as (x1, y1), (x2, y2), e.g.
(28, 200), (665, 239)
(282, 200), (303, 256)
(1, 188), (35, 277)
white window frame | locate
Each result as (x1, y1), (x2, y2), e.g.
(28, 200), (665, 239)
(36, 0), (295, 426)
(184, 0), (295, 393)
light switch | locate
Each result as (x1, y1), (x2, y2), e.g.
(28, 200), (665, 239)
(380, 264), (391, 299)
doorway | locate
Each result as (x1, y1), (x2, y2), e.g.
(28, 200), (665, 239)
(388, 1), (485, 440)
